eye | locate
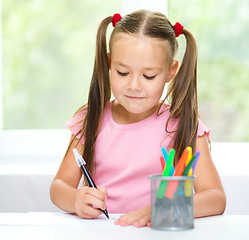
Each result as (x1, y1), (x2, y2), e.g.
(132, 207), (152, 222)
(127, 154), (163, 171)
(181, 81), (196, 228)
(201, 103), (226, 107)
(117, 70), (129, 76)
(143, 74), (156, 80)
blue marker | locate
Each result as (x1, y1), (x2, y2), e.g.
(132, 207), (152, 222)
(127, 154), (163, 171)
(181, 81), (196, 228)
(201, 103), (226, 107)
(161, 147), (174, 176)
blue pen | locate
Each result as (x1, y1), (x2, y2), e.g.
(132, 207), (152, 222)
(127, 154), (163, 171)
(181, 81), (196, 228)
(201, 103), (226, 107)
(161, 147), (174, 176)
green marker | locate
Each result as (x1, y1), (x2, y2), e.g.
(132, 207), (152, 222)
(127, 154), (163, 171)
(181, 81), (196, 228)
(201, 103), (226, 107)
(156, 149), (175, 199)
(182, 154), (196, 176)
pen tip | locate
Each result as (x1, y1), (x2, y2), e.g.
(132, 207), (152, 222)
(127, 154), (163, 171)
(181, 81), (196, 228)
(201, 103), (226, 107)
(103, 209), (109, 219)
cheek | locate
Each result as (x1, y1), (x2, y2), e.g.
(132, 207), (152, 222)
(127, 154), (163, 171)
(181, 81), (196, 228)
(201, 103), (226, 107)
(110, 75), (122, 94)
(147, 82), (166, 98)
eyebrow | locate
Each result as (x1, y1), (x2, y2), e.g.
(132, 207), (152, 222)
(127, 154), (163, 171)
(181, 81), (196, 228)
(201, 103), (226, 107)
(113, 62), (162, 71)
(113, 62), (128, 68)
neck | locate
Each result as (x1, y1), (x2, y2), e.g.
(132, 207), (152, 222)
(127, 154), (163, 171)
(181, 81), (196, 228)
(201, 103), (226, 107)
(111, 100), (160, 125)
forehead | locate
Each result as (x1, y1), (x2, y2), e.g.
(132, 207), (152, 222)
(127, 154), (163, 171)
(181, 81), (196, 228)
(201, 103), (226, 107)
(110, 33), (171, 67)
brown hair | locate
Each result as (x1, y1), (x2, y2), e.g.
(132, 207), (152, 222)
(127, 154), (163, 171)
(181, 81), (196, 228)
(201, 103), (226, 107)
(72, 10), (198, 171)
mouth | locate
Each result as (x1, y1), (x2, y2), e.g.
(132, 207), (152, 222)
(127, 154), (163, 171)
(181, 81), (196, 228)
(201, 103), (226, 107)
(125, 95), (145, 100)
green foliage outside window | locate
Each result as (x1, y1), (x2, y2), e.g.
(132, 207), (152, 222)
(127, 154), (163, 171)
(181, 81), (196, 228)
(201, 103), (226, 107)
(168, 0), (249, 141)
(2, 0), (249, 141)
(2, 0), (121, 129)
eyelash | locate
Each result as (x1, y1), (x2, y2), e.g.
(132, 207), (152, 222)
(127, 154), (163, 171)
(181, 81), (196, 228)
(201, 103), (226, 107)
(117, 70), (129, 76)
(143, 75), (156, 80)
(117, 70), (156, 80)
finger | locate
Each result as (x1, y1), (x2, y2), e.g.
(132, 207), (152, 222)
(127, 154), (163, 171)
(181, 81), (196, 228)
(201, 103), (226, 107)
(97, 187), (108, 201)
(114, 213), (139, 226)
(75, 188), (107, 216)
(77, 204), (103, 219)
(81, 187), (107, 210)
(114, 207), (151, 227)
(82, 193), (107, 211)
(97, 186), (108, 196)
(133, 215), (151, 228)
(83, 187), (107, 202)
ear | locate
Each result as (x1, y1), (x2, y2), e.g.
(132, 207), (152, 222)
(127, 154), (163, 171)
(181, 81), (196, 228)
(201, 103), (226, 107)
(166, 60), (178, 83)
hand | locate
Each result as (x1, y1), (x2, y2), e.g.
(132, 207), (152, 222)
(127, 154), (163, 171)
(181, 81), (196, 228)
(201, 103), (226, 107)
(114, 206), (151, 228)
(74, 186), (108, 219)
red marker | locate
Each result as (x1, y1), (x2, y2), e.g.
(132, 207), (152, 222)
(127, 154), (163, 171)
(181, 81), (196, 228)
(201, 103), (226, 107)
(160, 156), (166, 171)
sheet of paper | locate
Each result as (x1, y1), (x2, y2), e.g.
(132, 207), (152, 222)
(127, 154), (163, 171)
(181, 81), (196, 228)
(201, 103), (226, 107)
(0, 212), (122, 227)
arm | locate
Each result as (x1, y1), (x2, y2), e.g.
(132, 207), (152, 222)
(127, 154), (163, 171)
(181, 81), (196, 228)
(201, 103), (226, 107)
(115, 134), (226, 227)
(50, 135), (107, 218)
(193, 134), (226, 217)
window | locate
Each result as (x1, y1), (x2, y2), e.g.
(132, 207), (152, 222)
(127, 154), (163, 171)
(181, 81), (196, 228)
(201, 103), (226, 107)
(1, 0), (121, 129)
(168, 0), (249, 141)
(0, 0), (167, 165)
(1, 0), (249, 141)
(1, 0), (167, 130)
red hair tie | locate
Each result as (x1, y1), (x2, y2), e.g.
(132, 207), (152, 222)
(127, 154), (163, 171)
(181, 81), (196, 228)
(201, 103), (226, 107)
(112, 13), (122, 27)
(174, 22), (184, 37)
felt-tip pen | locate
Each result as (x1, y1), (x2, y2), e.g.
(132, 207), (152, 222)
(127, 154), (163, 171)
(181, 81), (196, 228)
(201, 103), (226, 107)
(73, 148), (109, 219)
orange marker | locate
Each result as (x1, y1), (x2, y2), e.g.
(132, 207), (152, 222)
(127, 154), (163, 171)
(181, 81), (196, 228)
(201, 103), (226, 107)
(164, 147), (190, 199)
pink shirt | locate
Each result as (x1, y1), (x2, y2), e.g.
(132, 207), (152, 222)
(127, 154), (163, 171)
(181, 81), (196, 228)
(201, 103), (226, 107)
(67, 101), (210, 214)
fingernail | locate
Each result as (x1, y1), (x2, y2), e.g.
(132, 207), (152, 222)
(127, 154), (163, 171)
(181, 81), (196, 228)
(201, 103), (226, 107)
(121, 221), (127, 226)
(133, 221), (140, 227)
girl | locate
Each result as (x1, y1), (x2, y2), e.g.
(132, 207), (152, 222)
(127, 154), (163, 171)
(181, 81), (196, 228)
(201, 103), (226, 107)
(50, 10), (226, 227)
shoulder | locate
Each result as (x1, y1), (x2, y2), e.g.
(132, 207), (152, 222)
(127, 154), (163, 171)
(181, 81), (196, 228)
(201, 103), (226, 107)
(159, 102), (211, 139)
(66, 101), (112, 137)
(66, 105), (87, 138)
(197, 119), (210, 140)
(157, 102), (178, 130)
(158, 101), (171, 114)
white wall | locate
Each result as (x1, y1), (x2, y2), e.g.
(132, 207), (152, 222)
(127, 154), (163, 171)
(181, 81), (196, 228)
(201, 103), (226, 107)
(0, 1), (3, 129)
(0, 130), (249, 214)
(0, 129), (70, 213)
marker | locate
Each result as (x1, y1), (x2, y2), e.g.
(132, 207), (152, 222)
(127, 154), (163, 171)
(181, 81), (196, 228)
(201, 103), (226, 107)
(160, 156), (166, 170)
(192, 151), (201, 173)
(182, 154), (197, 176)
(183, 151), (196, 197)
(157, 149), (175, 199)
(73, 148), (109, 219)
(183, 151), (200, 195)
(164, 147), (190, 199)
(183, 147), (193, 197)
(185, 147), (192, 176)
(161, 147), (174, 175)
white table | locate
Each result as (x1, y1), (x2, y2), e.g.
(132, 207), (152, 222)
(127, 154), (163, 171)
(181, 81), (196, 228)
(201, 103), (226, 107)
(0, 212), (248, 240)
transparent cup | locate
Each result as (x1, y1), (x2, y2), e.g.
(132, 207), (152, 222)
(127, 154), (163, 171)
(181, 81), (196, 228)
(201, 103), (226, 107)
(148, 175), (195, 231)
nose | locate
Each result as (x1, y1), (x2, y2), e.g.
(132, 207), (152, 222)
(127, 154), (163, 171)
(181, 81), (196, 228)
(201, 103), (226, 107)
(127, 75), (142, 91)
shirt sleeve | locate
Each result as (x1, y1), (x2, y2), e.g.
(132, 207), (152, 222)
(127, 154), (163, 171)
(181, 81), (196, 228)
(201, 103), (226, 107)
(197, 119), (211, 140)
(66, 108), (86, 144)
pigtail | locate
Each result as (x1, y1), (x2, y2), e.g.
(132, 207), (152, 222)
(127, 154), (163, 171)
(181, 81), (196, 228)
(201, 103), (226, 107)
(166, 28), (198, 164)
(82, 16), (112, 173)
(68, 10), (199, 170)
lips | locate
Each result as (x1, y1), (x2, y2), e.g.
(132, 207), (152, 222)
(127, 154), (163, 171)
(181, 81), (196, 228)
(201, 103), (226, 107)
(125, 95), (144, 100)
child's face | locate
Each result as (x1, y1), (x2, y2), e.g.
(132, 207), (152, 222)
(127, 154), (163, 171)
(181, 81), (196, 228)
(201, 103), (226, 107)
(110, 33), (177, 122)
